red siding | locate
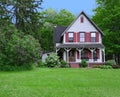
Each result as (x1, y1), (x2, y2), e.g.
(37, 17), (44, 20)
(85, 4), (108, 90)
(97, 49), (100, 59)
(65, 32), (68, 42)
(85, 32), (91, 42)
(74, 32), (77, 42)
(96, 32), (99, 42)
(77, 32), (80, 42)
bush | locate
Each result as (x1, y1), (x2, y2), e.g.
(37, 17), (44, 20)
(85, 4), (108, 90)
(37, 60), (46, 68)
(0, 30), (41, 71)
(80, 60), (88, 68)
(45, 53), (60, 68)
(105, 60), (116, 66)
(100, 65), (112, 69)
(112, 65), (120, 69)
(60, 60), (69, 68)
(92, 65), (101, 68)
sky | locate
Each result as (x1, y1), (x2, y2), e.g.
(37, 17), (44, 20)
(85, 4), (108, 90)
(42, 0), (97, 16)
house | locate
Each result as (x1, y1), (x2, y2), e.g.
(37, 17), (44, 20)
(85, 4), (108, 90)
(54, 11), (105, 68)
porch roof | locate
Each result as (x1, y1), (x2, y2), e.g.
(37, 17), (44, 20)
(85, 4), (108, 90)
(56, 43), (104, 49)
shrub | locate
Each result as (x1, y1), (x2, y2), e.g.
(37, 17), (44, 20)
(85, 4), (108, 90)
(37, 60), (46, 68)
(112, 65), (120, 69)
(80, 60), (88, 68)
(100, 65), (112, 69)
(93, 65), (101, 68)
(45, 53), (60, 68)
(0, 30), (41, 71)
(105, 60), (116, 66)
(60, 60), (69, 68)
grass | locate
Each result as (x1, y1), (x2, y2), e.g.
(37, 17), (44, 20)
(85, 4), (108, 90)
(0, 68), (120, 97)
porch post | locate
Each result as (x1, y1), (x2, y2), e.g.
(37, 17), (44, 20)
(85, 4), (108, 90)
(56, 48), (60, 53)
(65, 48), (71, 63)
(89, 48), (95, 62)
(77, 48), (83, 62)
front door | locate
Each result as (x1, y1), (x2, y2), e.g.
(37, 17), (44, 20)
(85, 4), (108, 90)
(69, 49), (75, 62)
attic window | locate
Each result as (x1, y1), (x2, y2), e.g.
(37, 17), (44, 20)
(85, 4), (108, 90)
(80, 17), (84, 23)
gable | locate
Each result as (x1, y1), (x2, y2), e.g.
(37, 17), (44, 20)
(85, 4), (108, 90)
(68, 15), (97, 32)
(62, 11), (104, 36)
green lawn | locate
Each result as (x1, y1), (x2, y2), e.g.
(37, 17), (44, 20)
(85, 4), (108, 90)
(0, 68), (120, 97)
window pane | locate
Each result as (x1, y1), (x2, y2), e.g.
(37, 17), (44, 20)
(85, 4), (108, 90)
(80, 38), (84, 42)
(80, 33), (84, 37)
(69, 33), (73, 37)
(69, 37), (73, 42)
(91, 33), (96, 37)
(91, 37), (96, 42)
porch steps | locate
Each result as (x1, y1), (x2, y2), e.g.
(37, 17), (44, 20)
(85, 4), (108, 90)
(69, 63), (80, 68)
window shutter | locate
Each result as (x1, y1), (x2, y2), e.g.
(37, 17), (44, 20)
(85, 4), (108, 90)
(96, 32), (99, 42)
(85, 32), (87, 42)
(77, 32), (80, 42)
(74, 32), (76, 42)
(65, 32), (68, 42)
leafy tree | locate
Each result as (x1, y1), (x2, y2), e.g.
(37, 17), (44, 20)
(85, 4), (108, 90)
(92, 0), (120, 64)
(0, 26), (41, 71)
(39, 8), (75, 52)
(54, 9), (75, 26)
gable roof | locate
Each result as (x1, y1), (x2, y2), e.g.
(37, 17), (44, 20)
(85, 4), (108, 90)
(54, 26), (67, 43)
(61, 11), (104, 36)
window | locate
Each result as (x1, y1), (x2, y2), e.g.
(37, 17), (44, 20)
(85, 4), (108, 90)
(68, 32), (73, 42)
(80, 17), (84, 23)
(91, 33), (96, 42)
(80, 32), (85, 42)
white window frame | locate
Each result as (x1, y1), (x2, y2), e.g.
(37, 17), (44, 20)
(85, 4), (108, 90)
(80, 32), (85, 42)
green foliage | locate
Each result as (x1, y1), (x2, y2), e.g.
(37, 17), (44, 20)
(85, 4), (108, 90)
(0, 26), (41, 71)
(60, 60), (69, 68)
(105, 60), (116, 66)
(39, 8), (75, 52)
(112, 65), (120, 69)
(93, 0), (120, 63)
(100, 65), (112, 69)
(45, 53), (60, 68)
(80, 60), (88, 68)
(92, 65), (101, 68)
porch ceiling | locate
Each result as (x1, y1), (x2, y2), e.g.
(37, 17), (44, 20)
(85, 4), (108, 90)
(56, 43), (104, 49)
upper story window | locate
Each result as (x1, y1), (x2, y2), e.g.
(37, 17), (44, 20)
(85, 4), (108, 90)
(91, 32), (96, 42)
(68, 32), (73, 42)
(80, 17), (84, 23)
(80, 32), (85, 42)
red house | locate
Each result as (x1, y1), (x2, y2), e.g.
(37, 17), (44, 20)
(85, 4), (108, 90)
(54, 11), (105, 68)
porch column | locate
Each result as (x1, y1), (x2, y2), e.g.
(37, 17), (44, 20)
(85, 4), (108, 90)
(65, 48), (71, 63)
(89, 48), (95, 62)
(77, 48), (83, 62)
(56, 48), (60, 53)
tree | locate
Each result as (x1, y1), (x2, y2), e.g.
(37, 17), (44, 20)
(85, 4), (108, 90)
(39, 8), (75, 52)
(92, 0), (120, 64)
(0, 0), (43, 37)
(54, 9), (75, 26)
(0, 25), (41, 71)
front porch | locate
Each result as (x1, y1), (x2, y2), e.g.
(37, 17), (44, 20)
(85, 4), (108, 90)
(56, 47), (105, 67)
